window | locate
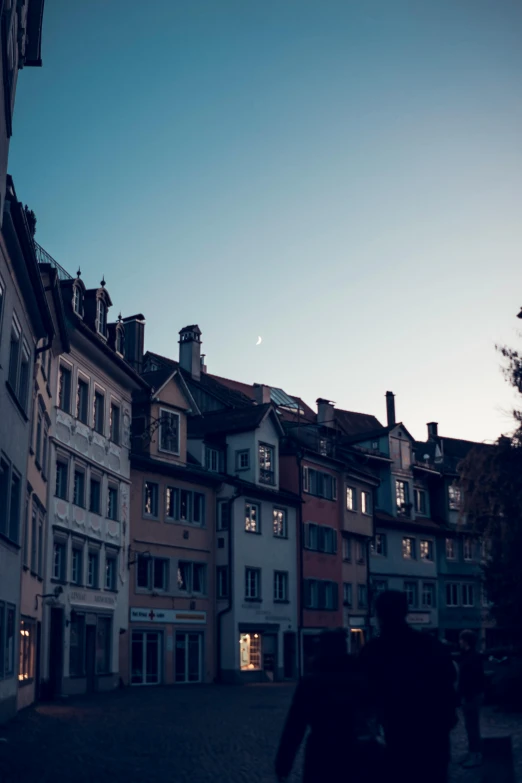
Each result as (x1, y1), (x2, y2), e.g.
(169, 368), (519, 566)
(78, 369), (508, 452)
(55, 460), (68, 500)
(274, 571), (288, 602)
(107, 486), (118, 520)
(0, 459), (10, 538)
(110, 404), (120, 444)
(245, 502), (260, 533)
(273, 508), (287, 538)
(69, 614), (85, 676)
(258, 443), (275, 485)
(217, 566), (229, 599)
(303, 579), (338, 610)
(236, 450), (250, 470)
(306, 523), (318, 550)
(96, 616), (111, 674)
(18, 344), (30, 412)
(8, 320), (20, 392)
(245, 567), (261, 600)
(396, 480), (409, 515)
(342, 536), (352, 561)
(159, 409), (179, 454)
(356, 540), (365, 564)
(105, 554), (117, 590)
(166, 487), (205, 526)
(205, 447), (221, 472)
(462, 584), (475, 607)
(420, 540), (433, 562)
(422, 583), (436, 608)
(58, 364), (72, 414)
(18, 619), (35, 683)
(87, 552), (99, 588)
(343, 583), (353, 607)
(303, 467), (337, 500)
(240, 633), (262, 671)
(22, 499), (29, 568)
(448, 484), (461, 511)
(90, 478), (101, 514)
(73, 469), (85, 507)
(415, 488), (427, 515)
(73, 284), (83, 316)
(346, 487), (357, 511)
(8, 471), (20, 543)
(35, 409), (43, 464)
(42, 422), (49, 478)
(96, 298), (107, 337)
(94, 391), (105, 435)
(371, 534), (387, 556)
(446, 583), (459, 607)
(77, 378), (89, 423)
(176, 561), (204, 593)
(137, 555), (169, 591)
(357, 584), (368, 609)
(5, 605), (15, 677)
(37, 512), (43, 578)
(53, 541), (66, 581)
(305, 524), (337, 554)
(72, 547), (83, 585)
(116, 327), (124, 355)
(402, 537), (416, 559)
(144, 481), (159, 517)
(217, 500), (230, 530)
(463, 537), (473, 561)
(404, 581), (418, 608)
(361, 491), (371, 515)
(30, 502), (37, 573)
(372, 580), (388, 604)
(445, 538), (456, 560)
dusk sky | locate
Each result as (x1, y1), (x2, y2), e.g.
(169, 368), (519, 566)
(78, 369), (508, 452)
(10, 0), (522, 443)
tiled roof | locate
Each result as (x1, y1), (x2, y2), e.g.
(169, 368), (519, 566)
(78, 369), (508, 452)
(334, 409), (384, 437)
(187, 403), (273, 438)
(208, 374), (316, 420)
(140, 367), (174, 392)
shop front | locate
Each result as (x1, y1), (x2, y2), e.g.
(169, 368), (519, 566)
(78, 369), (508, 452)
(348, 617), (367, 653)
(127, 607), (209, 686)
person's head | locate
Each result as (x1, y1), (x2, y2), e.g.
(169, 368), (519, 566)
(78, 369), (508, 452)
(375, 589), (408, 633)
(459, 629), (478, 652)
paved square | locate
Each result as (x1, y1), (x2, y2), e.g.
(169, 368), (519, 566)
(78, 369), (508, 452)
(0, 685), (520, 782)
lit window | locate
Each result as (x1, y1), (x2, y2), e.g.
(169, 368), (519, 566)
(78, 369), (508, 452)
(402, 537), (416, 559)
(240, 633), (261, 671)
(245, 502), (260, 533)
(18, 620), (35, 683)
(361, 491), (371, 515)
(259, 443), (275, 485)
(420, 540), (433, 561)
(176, 561), (204, 593)
(273, 508), (287, 538)
(448, 484), (461, 511)
(346, 487), (356, 511)
(144, 481), (159, 517)
(396, 481), (409, 515)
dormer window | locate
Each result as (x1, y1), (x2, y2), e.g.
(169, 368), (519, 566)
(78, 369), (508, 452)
(73, 285), (83, 316)
(115, 326), (125, 356)
(97, 298), (107, 338)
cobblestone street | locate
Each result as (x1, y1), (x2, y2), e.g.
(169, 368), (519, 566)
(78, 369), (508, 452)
(0, 685), (520, 783)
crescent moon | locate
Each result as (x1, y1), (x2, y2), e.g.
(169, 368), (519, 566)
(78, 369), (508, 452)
(256, 336), (262, 346)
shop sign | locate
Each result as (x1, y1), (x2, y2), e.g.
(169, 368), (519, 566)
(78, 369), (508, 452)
(130, 608), (206, 624)
(407, 612), (431, 625)
(70, 590), (116, 608)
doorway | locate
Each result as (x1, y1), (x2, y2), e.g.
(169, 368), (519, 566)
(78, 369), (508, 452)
(175, 632), (202, 683)
(350, 629), (365, 654)
(131, 630), (162, 685)
(49, 608), (64, 699)
(283, 632), (296, 679)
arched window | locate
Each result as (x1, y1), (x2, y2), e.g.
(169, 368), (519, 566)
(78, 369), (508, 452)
(116, 326), (125, 355)
(73, 284), (83, 316)
(97, 298), (107, 337)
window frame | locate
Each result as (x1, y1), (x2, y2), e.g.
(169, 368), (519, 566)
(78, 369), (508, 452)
(107, 484), (119, 521)
(216, 500), (230, 531)
(110, 402), (121, 445)
(245, 501), (260, 534)
(414, 487), (427, 516)
(89, 476), (102, 515)
(217, 565), (229, 599)
(258, 442), (276, 485)
(76, 376), (89, 424)
(143, 480), (159, 518)
(73, 467), (86, 508)
(245, 567), (261, 601)
(105, 552), (118, 591)
(419, 539), (434, 562)
(463, 537), (473, 562)
(343, 582), (353, 607)
(361, 491), (371, 515)
(93, 389), (105, 436)
(158, 408), (180, 455)
(55, 458), (69, 501)
(346, 486), (357, 512)
(87, 550), (100, 589)
(58, 362), (73, 415)
(445, 537), (456, 560)
(342, 536), (352, 562)
(402, 536), (416, 560)
(357, 583), (368, 609)
(461, 583), (475, 607)
(53, 539), (67, 582)
(235, 449), (250, 471)
(273, 507), (288, 538)
(446, 582), (460, 607)
(371, 533), (387, 557)
(71, 545), (83, 586)
(404, 580), (418, 609)
(421, 582), (436, 608)
(273, 570), (288, 602)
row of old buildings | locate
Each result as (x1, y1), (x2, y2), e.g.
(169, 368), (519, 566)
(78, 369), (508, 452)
(0, 0), (498, 725)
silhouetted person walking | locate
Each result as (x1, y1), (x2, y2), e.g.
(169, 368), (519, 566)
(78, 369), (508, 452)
(359, 590), (458, 783)
(458, 629), (484, 769)
(275, 629), (374, 783)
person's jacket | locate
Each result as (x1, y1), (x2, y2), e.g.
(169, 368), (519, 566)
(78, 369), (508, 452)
(275, 655), (370, 782)
(458, 650), (485, 702)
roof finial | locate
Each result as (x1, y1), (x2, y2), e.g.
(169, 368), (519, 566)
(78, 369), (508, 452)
(118, 312), (122, 322)
(100, 275), (106, 288)
(76, 267), (81, 278)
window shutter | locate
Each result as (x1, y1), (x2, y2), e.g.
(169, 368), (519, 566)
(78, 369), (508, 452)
(302, 466), (309, 492)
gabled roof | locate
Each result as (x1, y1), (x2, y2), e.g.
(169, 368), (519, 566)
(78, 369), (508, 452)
(334, 408), (383, 437)
(208, 373), (317, 419)
(140, 367), (175, 393)
(188, 403), (281, 438)
(342, 421), (416, 445)
(414, 435), (492, 476)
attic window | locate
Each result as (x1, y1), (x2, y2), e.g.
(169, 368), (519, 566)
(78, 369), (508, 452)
(116, 327), (125, 355)
(96, 298), (107, 338)
(73, 285), (83, 316)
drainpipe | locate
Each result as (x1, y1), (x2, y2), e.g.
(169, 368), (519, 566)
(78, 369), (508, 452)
(216, 488), (242, 682)
(297, 449), (304, 677)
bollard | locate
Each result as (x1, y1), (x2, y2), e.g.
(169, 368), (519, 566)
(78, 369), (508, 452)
(481, 736), (515, 783)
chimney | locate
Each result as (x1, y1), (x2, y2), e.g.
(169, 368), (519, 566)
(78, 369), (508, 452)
(427, 422), (438, 440)
(122, 314), (145, 374)
(385, 391), (396, 427)
(316, 398), (335, 428)
(200, 354), (207, 374)
(179, 325), (202, 380)
(253, 383), (271, 404)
